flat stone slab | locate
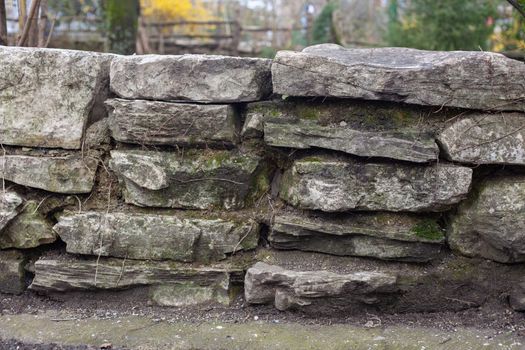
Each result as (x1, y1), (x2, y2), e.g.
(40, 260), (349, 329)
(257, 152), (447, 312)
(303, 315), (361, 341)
(244, 100), (440, 163)
(0, 154), (98, 194)
(55, 212), (259, 262)
(280, 156), (472, 212)
(30, 256), (240, 294)
(265, 121), (438, 163)
(110, 54), (272, 103)
(0, 250), (27, 294)
(272, 44), (525, 111)
(0, 201), (56, 249)
(269, 212), (443, 262)
(0, 191), (23, 232)
(438, 112), (525, 165)
(245, 262), (399, 312)
(448, 176), (525, 263)
(109, 150), (267, 210)
(0, 47), (113, 149)
(106, 99), (238, 147)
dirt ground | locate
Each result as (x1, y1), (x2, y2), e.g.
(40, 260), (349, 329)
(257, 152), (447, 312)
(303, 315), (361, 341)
(1, 289), (525, 349)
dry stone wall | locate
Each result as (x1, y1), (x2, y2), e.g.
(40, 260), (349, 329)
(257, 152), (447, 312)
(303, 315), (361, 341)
(1, 44), (525, 313)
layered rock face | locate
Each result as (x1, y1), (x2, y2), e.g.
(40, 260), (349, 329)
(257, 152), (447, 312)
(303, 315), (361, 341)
(55, 212), (259, 262)
(280, 157), (472, 212)
(2, 45), (525, 317)
(106, 99), (238, 147)
(110, 54), (272, 103)
(272, 44), (525, 111)
(109, 150), (267, 210)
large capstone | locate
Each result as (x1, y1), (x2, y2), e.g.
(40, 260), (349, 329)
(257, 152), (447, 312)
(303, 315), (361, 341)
(0, 154), (98, 194)
(55, 212), (259, 262)
(272, 44), (525, 111)
(269, 212), (443, 262)
(448, 176), (525, 263)
(0, 201), (56, 249)
(280, 156), (472, 212)
(0, 191), (23, 232)
(0, 47), (113, 149)
(438, 113), (525, 165)
(110, 54), (272, 103)
(106, 99), (238, 147)
(0, 250), (27, 294)
(109, 150), (267, 210)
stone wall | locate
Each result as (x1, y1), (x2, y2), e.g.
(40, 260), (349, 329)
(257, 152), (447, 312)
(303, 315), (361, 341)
(1, 44), (525, 313)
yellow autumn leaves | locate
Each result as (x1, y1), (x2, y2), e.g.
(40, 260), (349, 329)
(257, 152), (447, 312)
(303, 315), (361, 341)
(141, 0), (213, 23)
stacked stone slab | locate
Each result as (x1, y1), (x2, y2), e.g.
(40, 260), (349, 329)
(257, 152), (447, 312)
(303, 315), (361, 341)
(28, 53), (272, 306)
(2, 44), (525, 316)
(0, 47), (113, 294)
(243, 44), (525, 314)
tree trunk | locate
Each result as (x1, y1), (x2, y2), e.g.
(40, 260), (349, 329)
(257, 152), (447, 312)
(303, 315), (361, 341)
(0, 0), (7, 46)
(105, 0), (139, 55)
(38, 0), (48, 47)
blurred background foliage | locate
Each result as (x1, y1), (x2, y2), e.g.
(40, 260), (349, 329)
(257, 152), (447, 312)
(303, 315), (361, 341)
(2, 0), (524, 57)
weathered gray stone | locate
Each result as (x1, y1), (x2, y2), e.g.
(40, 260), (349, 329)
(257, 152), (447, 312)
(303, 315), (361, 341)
(448, 176), (525, 263)
(0, 154), (98, 194)
(109, 150), (267, 210)
(0, 250), (27, 294)
(0, 47), (113, 149)
(29, 256), (241, 293)
(106, 99), (238, 147)
(54, 212), (259, 262)
(84, 119), (111, 150)
(242, 100), (442, 139)
(438, 113), (525, 165)
(280, 156), (472, 212)
(245, 262), (399, 312)
(509, 280), (525, 311)
(265, 121), (438, 163)
(0, 191), (23, 231)
(110, 54), (272, 103)
(272, 44), (525, 111)
(151, 275), (232, 307)
(0, 201), (56, 249)
(269, 212), (443, 262)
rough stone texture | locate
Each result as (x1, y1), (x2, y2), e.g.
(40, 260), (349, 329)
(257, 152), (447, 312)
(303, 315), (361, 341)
(84, 119), (111, 150)
(106, 99), (238, 147)
(269, 212), (443, 262)
(438, 113), (525, 165)
(241, 100), (443, 139)
(448, 176), (525, 263)
(0, 154), (98, 194)
(280, 156), (472, 212)
(0, 47), (113, 149)
(55, 212), (259, 262)
(509, 280), (525, 311)
(151, 275), (232, 307)
(0, 201), (56, 249)
(247, 249), (524, 315)
(0, 250), (27, 294)
(0, 191), (23, 232)
(272, 44), (525, 111)
(30, 256), (241, 293)
(245, 262), (399, 312)
(265, 121), (438, 163)
(110, 150), (267, 210)
(110, 54), (272, 103)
